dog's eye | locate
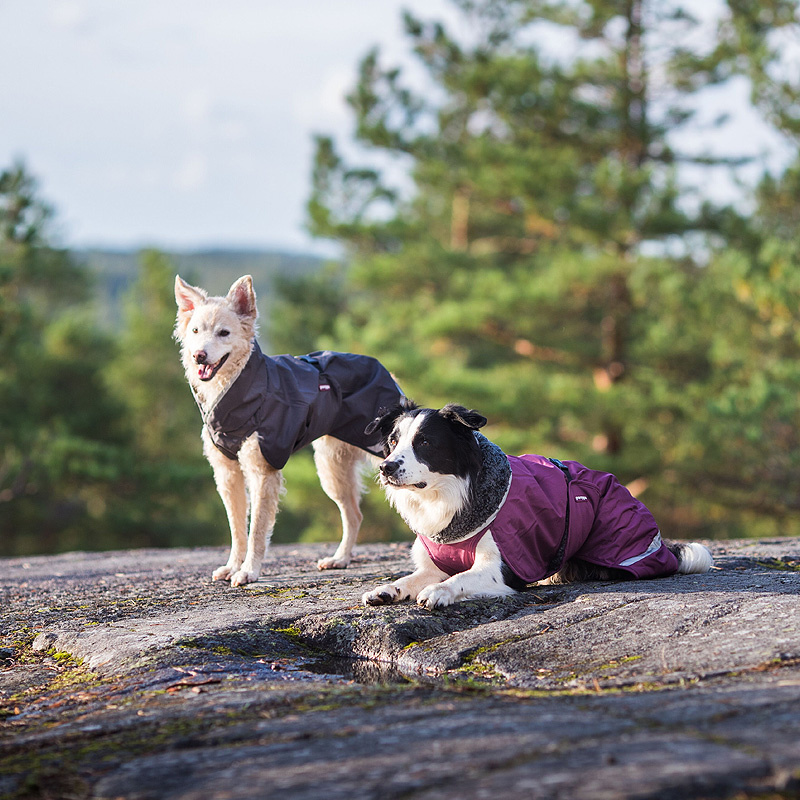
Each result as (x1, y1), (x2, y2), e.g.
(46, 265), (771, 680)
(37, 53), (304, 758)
(191, 327), (198, 334)
(218, 329), (230, 337)
(388, 435), (398, 449)
(418, 436), (429, 447)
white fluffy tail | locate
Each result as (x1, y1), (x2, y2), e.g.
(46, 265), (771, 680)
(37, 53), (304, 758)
(675, 542), (713, 574)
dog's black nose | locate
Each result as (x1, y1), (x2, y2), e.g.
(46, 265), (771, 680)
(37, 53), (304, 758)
(380, 460), (400, 477)
(194, 350), (208, 364)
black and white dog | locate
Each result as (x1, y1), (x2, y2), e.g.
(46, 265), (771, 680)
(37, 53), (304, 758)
(362, 399), (713, 609)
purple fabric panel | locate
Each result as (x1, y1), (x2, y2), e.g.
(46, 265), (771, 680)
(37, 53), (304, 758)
(618, 543), (679, 579)
(489, 455), (570, 583)
(417, 453), (678, 584)
(563, 461), (675, 577)
(418, 531), (485, 576)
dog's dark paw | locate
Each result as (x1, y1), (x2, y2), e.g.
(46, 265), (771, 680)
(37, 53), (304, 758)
(362, 586), (401, 606)
(366, 592), (395, 606)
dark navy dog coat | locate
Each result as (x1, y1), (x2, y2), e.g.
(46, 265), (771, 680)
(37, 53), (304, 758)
(418, 438), (678, 583)
(194, 341), (403, 470)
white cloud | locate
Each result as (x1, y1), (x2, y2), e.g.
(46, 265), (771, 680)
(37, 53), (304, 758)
(173, 153), (209, 192)
(219, 119), (249, 144)
(293, 67), (353, 130)
(49, 0), (89, 30)
(181, 89), (213, 127)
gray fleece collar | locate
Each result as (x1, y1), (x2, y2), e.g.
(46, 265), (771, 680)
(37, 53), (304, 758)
(424, 433), (512, 544)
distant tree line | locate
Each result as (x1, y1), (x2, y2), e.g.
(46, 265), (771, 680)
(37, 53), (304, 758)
(2, 0), (800, 555)
(0, 164), (223, 555)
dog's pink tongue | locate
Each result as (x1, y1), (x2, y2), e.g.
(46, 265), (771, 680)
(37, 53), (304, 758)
(198, 364), (213, 380)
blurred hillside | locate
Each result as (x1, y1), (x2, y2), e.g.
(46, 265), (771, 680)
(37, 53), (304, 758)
(79, 248), (327, 339)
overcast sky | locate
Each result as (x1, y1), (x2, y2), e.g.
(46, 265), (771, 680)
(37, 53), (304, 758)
(1, 0), (462, 254)
(0, 1), (793, 255)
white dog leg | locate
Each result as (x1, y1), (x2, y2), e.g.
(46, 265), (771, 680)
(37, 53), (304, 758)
(415, 534), (517, 609)
(231, 436), (284, 587)
(204, 430), (249, 582)
(313, 437), (370, 570)
(362, 538), (449, 605)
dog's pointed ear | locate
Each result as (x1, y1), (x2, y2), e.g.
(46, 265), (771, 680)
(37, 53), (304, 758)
(227, 275), (257, 319)
(174, 275), (207, 313)
(365, 397), (417, 436)
(439, 404), (487, 430)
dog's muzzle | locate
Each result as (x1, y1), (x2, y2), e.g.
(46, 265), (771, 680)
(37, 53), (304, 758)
(379, 459), (427, 489)
(195, 351), (229, 382)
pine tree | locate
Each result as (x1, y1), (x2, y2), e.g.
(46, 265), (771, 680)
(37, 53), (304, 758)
(680, 155), (800, 535)
(106, 250), (200, 460)
(0, 163), (128, 552)
(302, 0), (800, 537)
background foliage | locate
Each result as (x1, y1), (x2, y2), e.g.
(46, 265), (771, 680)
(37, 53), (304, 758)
(2, 0), (800, 555)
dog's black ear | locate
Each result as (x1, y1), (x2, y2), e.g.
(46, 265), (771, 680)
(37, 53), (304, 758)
(365, 397), (418, 436)
(439, 404), (487, 430)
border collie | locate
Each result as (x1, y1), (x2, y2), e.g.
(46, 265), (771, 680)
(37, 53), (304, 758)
(362, 399), (713, 609)
(174, 275), (403, 585)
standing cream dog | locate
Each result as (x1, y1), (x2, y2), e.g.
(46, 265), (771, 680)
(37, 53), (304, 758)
(174, 274), (403, 586)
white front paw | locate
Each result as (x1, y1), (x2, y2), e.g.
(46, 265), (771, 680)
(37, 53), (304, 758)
(362, 584), (402, 606)
(230, 567), (259, 587)
(417, 582), (457, 610)
(212, 564), (239, 582)
(317, 555), (350, 570)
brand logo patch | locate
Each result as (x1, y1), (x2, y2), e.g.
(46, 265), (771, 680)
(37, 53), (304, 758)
(320, 383), (331, 391)
(574, 495), (589, 502)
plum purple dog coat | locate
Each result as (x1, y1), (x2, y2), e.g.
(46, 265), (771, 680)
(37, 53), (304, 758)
(193, 341), (403, 470)
(418, 436), (678, 583)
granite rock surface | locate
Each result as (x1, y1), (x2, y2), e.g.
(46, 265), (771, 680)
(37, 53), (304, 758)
(2, 539), (800, 799)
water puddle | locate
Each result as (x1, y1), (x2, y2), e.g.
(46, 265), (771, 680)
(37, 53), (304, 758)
(302, 654), (413, 685)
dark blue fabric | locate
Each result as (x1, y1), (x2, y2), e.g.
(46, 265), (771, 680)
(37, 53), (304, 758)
(197, 342), (403, 469)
